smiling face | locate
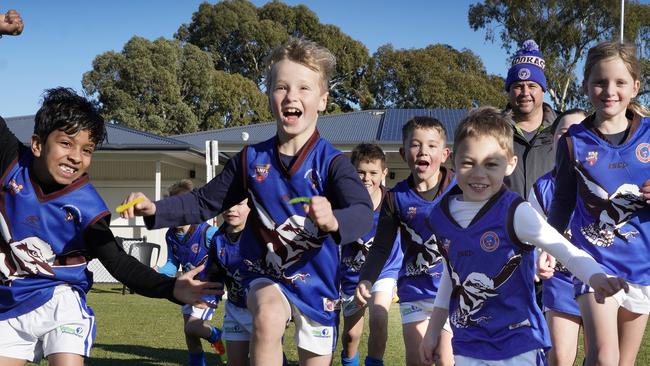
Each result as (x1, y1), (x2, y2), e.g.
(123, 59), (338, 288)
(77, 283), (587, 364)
(508, 80), (544, 118)
(223, 199), (250, 233)
(584, 56), (639, 124)
(356, 158), (387, 207)
(553, 112), (586, 148)
(268, 59), (328, 143)
(454, 135), (517, 202)
(400, 127), (450, 189)
(31, 129), (95, 186)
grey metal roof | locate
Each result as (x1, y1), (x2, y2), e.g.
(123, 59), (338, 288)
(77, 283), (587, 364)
(379, 109), (468, 144)
(4, 115), (197, 151)
(174, 110), (386, 149)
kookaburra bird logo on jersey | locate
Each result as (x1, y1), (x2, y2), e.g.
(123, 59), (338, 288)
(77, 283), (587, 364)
(449, 254), (522, 328)
(245, 191), (325, 284)
(574, 161), (645, 247)
(401, 222), (442, 277)
(0, 237), (56, 281)
(342, 237), (373, 272)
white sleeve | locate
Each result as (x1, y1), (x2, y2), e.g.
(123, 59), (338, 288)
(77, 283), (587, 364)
(527, 187), (546, 218)
(513, 202), (603, 285)
(433, 261), (452, 310)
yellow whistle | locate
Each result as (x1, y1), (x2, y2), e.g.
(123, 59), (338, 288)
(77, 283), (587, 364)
(116, 197), (145, 213)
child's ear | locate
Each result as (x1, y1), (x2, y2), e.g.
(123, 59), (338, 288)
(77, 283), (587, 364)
(318, 91), (328, 113)
(399, 147), (406, 162)
(441, 147), (451, 162)
(505, 155), (518, 176)
(31, 135), (43, 158)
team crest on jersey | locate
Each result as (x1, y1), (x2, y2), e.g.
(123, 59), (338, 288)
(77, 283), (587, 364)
(442, 238), (451, 250)
(586, 151), (598, 166)
(60, 205), (83, 223)
(7, 179), (23, 195)
(636, 143), (650, 163)
(479, 231), (499, 252)
(254, 164), (270, 182)
(191, 243), (199, 254)
(407, 206), (417, 220)
(304, 169), (323, 191)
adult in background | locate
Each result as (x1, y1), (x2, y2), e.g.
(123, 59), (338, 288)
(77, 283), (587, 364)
(503, 40), (558, 198)
(0, 9), (23, 36)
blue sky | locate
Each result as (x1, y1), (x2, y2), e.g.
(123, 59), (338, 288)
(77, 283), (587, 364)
(0, 1), (638, 117)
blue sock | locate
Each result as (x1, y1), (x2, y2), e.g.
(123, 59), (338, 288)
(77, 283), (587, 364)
(188, 351), (206, 366)
(341, 351), (359, 366)
(364, 355), (384, 366)
(206, 326), (222, 343)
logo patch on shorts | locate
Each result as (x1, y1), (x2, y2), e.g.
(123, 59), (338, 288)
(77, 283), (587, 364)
(224, 325), (242, 333)
(400, 304), (421, 316)
(479, 231), (499, 252)
(311, 327), (331, 338)
(59, 325), (84, 338)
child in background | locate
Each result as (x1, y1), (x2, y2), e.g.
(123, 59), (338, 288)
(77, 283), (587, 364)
(339, 143), (402, 366)
(0, 8), (23, 36)
(208, 199), (252, 366)
(358, 117), (455, 366)
(548, 41), (650, 366)
(531, 109), (587, 366)
(157, 179), (221, 366)
(119, 37), (373, 366)
(419, 106), (627, 366)
(0, 88), (217, 366)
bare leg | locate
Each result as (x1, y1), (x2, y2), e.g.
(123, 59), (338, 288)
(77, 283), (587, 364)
(617, 307), (648, 366)
(341, 309), (365, 359)
(247, 282), (290, 366)
(545, 310), (581, 366)
(367, 290), (392, 360)
(0, 356), (26, 366)
(578, 293), (620, 366)
(298, 348), (333, 366)
(226, 340), (250, 366)
(48, 353), (84, 366)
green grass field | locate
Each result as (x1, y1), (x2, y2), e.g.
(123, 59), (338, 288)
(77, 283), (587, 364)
(32, 283), (649, 365)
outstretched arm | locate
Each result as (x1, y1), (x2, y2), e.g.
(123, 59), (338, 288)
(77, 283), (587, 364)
(0, 9), (23, 36)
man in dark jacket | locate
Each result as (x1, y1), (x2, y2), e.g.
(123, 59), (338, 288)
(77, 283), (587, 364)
(503, 40), (558, 198)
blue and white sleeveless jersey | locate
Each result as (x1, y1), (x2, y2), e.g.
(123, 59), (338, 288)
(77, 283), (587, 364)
(0, 148), (108, 320)
(165, 222), (212, 273)
(339, 188), (402, 296)
(239, 132), (342, 326)
(211, 227), (247, 309)
(430, 187), (549, 360)
(532, 171), (580, 316)
(566, 116), (650, 285)
(393, 175), (455, 302)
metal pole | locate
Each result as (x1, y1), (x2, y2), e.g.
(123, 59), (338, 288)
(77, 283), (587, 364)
(620, 0), (625, 42)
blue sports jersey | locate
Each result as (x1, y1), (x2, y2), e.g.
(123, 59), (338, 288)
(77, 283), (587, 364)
(339, 188), (402, 296)
(238, 132), (342, 326)
(0, 148), (109, 320)
(430, 187), (550, 360)
(164, 222), (213, 273)
(393, 175), (455, 302)
(533, 171), (581, 317)
(567, 116), (650, 285)
(211, 227), (247, 309)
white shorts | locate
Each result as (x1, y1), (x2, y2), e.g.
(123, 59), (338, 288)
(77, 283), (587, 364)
(577, 281), (650, 315)
(223, 301), (253, 342)
(182, 301), (216, 320)
(341, 278), (397, 318)
(399, 299), (452, 333)
(455, 349), (546, 366)
(0, 286), (96, 362)
(249, 278), (337, 356)
(371, 277), (397, 294)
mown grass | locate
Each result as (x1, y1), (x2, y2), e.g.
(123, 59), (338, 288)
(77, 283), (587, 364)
(30, 283), (648, 365)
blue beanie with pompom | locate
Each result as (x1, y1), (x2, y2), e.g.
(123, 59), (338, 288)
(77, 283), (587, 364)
(505, 40), (547, 92)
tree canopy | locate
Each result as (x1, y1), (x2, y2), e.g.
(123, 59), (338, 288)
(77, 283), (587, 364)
(469, 0), (650, 110)
(363, 44), (506, 109)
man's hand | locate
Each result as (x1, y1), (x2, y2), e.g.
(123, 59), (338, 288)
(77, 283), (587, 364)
(303, 196), (339, 233)
(0, 10), (23, 36)
(173, 264), (224, 308)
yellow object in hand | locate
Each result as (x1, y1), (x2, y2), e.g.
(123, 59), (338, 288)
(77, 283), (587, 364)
(116, 197), (144, 213)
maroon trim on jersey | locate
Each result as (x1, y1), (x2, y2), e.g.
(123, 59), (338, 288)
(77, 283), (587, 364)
(407, 167), (454, 202)
(275, 130), (321, 178)
(30, 170), (91, 203)
(625, 110), (641, 144)
(582, 111), (641, 146)
(507, 196), (534, 251)
(0, 156), (18, 185)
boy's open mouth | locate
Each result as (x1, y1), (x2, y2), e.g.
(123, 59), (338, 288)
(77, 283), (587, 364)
(283, 108), (302, 118)
(59, 164), (78, 176)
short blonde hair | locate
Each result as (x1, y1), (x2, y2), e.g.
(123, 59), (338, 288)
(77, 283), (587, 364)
(265, 37), (336, 92)
(453, 107), (514, 157)
(167, 179), (194, 197)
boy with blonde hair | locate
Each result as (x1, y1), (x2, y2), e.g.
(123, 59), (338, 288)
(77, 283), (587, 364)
(120, 38), (373, 366)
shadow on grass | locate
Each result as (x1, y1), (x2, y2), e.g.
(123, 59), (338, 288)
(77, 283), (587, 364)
(89, 286), (124, 294)
(88, 344), (225, 366)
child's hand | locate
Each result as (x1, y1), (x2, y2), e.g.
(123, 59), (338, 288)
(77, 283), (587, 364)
(0, 10), (23, 36)
(303, 196), (339, 233)
(119, 193), (156, 219)
(173, 264), (224, 308)
(419, 331), (440, 364)
(536, 251), (556, 280)
(641, 179), (650, 204)
(354, 280), (372, 306)
(588, 273), (629, 304)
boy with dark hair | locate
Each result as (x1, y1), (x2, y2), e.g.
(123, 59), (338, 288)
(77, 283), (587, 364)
(339, 143), (402, 366)
(120, 38), (373, 366)
(0, 88), (218, 366)
(357, 116), (455, 366)
(157, 179), (222, 366)
(419, 106), (626, 365)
